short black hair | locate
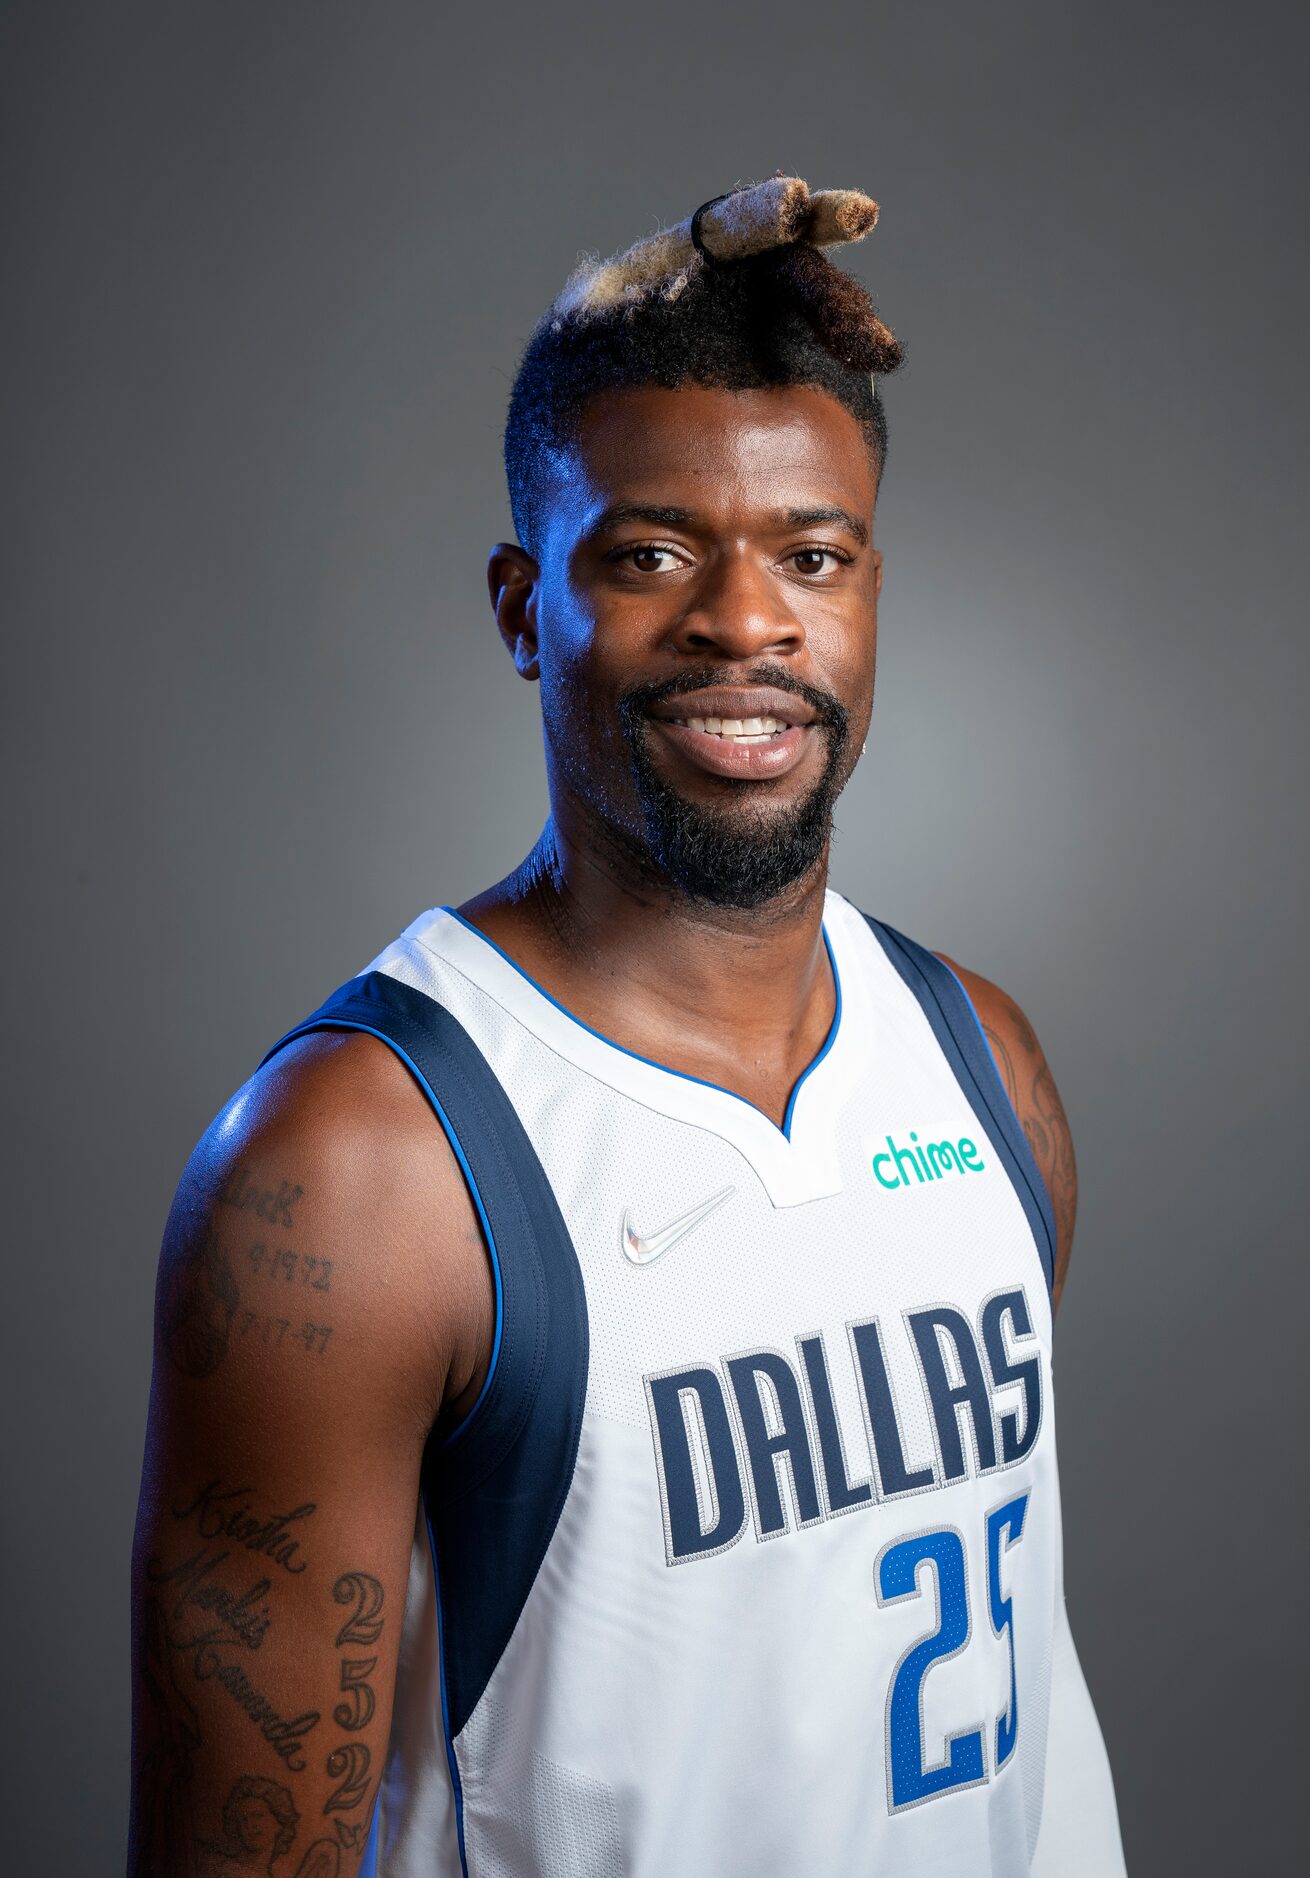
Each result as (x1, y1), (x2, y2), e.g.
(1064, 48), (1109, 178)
(505, 240), (903, 559)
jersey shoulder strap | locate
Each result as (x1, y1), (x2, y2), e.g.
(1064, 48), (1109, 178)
(862, 915), (1057, 1299)
(261, 968), (589, 1743)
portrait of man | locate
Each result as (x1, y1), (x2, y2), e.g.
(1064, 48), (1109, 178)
(5, 9), (1304, 1876)
(125, 171), (1124, 1875)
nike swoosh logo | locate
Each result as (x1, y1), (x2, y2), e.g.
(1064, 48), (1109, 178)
(621, 1186), (736, 1266)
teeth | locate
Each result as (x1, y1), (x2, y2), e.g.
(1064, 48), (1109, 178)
(682, 714), (786, 740)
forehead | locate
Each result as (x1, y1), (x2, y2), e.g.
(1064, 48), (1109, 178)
(546, 383), (876, 544)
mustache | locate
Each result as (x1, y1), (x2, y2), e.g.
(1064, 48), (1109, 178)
(617, 663), (850, 741)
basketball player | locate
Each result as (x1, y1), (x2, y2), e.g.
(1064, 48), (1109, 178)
(130, 175), (1127, 1876)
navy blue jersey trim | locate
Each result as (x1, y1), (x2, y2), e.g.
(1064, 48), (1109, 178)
(863, 919), (1057, 1300)
(261, 970), (590, 1742)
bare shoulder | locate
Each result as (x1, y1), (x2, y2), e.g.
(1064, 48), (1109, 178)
(156, 1028), (494, 1437)
(934, 955), (1078, 1311)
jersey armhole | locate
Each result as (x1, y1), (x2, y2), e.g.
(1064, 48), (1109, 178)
(862, 917), (1058, 1302)
(261, 967), (589, 1742)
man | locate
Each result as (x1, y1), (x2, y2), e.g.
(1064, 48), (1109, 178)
(130, 174), (1126, 1876)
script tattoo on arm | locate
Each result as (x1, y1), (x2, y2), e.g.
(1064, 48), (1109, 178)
(132, 1491), (391, 1874)
(219, 1166), (305, 1228)
(137, 1484), (324, 1812)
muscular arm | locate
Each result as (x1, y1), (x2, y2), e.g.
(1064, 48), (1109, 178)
(129, 1032), (494, 1878)
(936, 956), (1078, 1312)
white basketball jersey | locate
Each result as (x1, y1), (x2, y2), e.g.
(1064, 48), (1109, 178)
(265, 888), (1124, 1877)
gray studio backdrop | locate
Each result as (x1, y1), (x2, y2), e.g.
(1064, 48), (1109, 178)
(4, 3), (1307, 1872)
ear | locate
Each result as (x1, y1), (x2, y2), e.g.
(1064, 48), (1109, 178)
(872, 547), (883, 600)
(486, 543), (541, 680)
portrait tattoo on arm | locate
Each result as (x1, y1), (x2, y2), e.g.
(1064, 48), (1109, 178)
(198, 1774), (342, 1876)
(161, 1232), (240, 1380)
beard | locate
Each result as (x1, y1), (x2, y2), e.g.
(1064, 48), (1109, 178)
(615, 664), (852, 910)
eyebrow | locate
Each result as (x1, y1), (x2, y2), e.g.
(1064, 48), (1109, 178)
(589, 503), (698, 535)
(587, 501), (870, 548)
(784, 505), (870, 547)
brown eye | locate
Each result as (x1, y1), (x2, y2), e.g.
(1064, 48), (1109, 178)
(619, 544), (681, 573)
(792, 548), (843, 574)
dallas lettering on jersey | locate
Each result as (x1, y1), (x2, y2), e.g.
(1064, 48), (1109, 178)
(644, 1286), (1041, 1566)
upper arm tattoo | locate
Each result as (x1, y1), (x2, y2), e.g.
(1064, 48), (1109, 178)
(160, 1171), (335, 1382)
(136, 1166), (389, 1875)
(160, 1230), (240, 1380)
(133, 1477), (389, 1875)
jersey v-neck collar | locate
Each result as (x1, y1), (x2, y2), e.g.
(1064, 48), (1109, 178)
(412, 893), (867, 1207)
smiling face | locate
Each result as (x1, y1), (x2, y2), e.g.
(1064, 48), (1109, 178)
(490, 381), (883, 908)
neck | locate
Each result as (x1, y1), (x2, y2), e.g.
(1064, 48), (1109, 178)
(458, 792), (837, 1126)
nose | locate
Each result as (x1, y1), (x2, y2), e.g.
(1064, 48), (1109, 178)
(667, 546), (806, 662)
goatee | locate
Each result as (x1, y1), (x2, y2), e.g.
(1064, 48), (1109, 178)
(617, 666), (851, 910)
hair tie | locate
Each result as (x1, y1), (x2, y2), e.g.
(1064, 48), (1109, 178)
(689, 193), (733, 266)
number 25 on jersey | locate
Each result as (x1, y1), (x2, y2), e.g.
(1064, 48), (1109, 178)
(875, 1493), (1029, 1812)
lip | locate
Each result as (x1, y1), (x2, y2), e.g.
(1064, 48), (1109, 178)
(646, 686), (818, 731)
(642, 686), (825, 782)
(650, 718), (813, 780)
(641, 717), (807, 777)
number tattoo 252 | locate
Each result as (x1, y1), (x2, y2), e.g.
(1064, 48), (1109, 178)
(323, 1572), (386, 1821)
